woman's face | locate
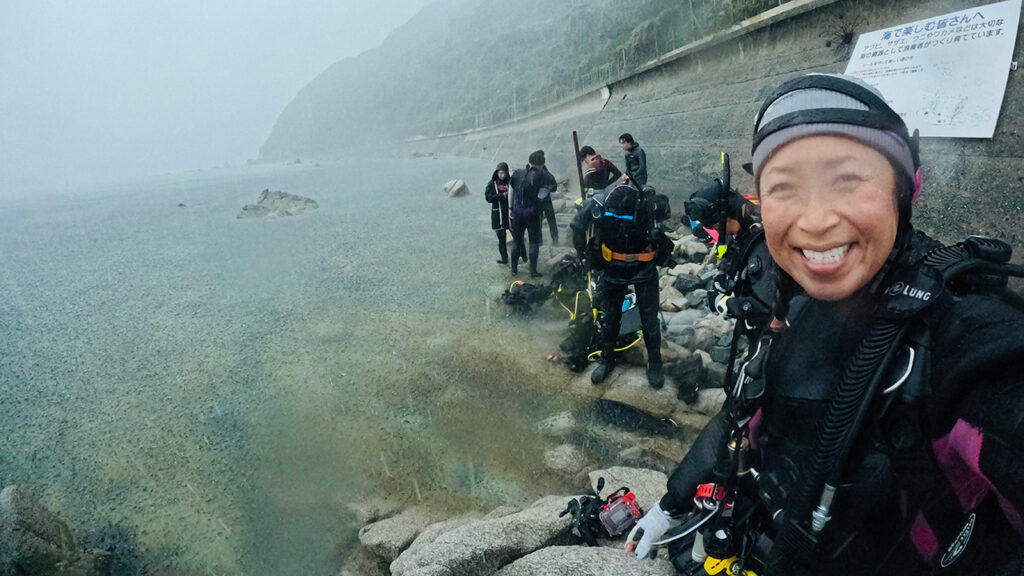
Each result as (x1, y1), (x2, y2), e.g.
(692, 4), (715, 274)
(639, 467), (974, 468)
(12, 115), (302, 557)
(758, 135), (899, 301)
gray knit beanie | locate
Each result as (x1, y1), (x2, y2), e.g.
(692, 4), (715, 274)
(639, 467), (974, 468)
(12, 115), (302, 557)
(751, 74), (917, 194)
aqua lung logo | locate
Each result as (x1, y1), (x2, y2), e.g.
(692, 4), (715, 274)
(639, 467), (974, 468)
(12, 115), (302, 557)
(940, 513), (975, 568)
(886, 282), (932, 301)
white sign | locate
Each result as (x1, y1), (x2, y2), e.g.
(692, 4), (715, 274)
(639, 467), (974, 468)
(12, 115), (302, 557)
(845, 0), (1022, 138)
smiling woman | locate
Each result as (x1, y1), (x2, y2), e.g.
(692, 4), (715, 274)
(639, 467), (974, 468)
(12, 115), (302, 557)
(637, 74), (1024, 575)
(758, 136), (899, 301)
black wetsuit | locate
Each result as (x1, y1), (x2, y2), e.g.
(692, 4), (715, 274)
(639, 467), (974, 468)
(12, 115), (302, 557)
(510, 164), (557, 275)
(659, 231), (1024, 575)
(570, 184), (662, 368)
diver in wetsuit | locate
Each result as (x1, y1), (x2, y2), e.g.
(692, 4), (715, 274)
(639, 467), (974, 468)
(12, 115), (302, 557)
(571, 180), (673, 388)
(510, 150), (557, 278)
(630, 74), (1024, 575)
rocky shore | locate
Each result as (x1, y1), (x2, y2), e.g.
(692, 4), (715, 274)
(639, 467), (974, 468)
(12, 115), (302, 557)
(338, 181), (739, 575)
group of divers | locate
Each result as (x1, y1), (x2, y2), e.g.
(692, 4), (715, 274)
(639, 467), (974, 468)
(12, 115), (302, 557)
(480, 74), (1024, 575)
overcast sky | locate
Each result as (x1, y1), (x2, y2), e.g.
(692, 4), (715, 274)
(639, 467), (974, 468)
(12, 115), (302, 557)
(0, 0), (435, 195)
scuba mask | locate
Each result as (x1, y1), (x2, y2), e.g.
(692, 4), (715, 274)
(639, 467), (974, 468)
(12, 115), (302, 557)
(684, 197), (718, 228)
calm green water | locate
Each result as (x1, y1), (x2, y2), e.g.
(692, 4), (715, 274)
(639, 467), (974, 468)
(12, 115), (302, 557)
(0, 157), (581, 575)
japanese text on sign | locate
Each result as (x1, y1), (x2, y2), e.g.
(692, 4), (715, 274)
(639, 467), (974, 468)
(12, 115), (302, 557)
(845, 0), (1021, 138)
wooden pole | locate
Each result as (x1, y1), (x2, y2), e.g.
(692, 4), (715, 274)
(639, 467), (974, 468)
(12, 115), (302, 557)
(572, 130), (586, 202)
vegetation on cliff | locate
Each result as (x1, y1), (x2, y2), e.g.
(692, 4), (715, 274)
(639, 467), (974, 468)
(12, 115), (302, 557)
(259, 0), (785, 160)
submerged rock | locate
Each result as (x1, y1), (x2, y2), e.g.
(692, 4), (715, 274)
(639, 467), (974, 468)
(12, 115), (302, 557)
(349, 497), (404, 527)
(544, 444), (592, 477)
(0, 485), (112, 576)
(236, 189), (318, 218)
(442, 179), (470, 198)
(536, 412), (579, 439)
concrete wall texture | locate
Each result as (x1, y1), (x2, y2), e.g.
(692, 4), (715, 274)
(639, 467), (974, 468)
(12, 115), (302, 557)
(410, 0), (1023, 250)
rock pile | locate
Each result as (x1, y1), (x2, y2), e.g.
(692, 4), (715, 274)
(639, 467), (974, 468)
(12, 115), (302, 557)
(347, 469), (679, 576)
(236, 189), (319, 218)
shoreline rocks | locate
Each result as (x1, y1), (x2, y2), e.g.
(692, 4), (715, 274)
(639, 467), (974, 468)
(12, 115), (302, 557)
(390, 496), (574, 576)
(495, 546), (676, 575)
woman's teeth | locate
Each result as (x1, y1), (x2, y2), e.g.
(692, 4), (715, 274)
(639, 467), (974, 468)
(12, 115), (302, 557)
(801, 245), (848, 264)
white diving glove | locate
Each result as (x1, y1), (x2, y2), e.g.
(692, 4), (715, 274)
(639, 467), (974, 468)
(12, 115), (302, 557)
(714, 293), (731, 316)
(634, 501), (673, 559)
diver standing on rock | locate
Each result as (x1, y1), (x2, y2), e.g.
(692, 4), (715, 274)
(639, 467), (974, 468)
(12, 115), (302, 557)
(510, 150), (557, 277)
(572, 179), (674, 388)
(484, 162), (516, 265)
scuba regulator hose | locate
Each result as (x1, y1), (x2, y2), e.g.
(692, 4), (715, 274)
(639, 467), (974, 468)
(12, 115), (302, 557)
(769, 237), (1024, 571)
(768, 319), (907, 571)
(586, 335), (644, 361)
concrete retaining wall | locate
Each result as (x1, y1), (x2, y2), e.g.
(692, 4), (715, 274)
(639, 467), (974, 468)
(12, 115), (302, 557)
(410, 0), (1024, 248)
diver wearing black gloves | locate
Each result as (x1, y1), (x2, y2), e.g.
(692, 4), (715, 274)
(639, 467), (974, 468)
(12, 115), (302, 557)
(630, 74), (1024, 575)
(570, 180), (674, 388)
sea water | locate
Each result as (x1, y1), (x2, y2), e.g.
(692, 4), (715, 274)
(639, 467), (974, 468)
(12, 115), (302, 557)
(0, 157), (581, 575)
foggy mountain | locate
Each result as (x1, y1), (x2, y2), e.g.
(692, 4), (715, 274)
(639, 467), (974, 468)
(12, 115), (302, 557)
(258, 0), (778, 160)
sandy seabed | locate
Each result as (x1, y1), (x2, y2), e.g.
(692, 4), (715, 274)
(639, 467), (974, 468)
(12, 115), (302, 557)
(0, 157), (585, 575)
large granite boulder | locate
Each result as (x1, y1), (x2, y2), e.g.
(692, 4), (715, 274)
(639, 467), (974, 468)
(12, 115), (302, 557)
(359, 507), (444, 563)
(390, 495), (573, 576)
(443, 179), (470, 197)
(401, 513), (485, 558)
(616, 437), (688, 473)
(0, 486), (112, 576)
(495, 545), (676, 576)
(237, 189), (318, 218)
